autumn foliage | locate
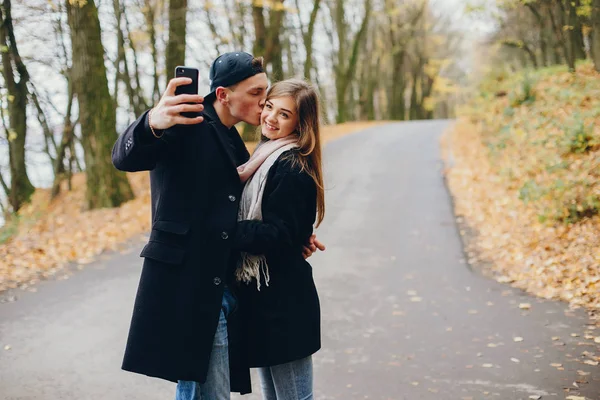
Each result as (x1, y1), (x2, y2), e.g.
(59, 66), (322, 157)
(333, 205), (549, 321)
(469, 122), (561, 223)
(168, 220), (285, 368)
(443, 62), (600, 317)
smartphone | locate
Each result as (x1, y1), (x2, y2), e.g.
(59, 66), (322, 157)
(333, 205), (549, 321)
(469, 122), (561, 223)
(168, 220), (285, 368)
(174, 66), (200, 118)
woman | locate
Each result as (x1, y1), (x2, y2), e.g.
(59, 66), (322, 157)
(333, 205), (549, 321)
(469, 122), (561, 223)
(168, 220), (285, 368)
(233, 78), (325, 400)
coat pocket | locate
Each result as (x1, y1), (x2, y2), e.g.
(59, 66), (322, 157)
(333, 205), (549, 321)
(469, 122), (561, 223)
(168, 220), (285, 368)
(139, 220), (191, 265)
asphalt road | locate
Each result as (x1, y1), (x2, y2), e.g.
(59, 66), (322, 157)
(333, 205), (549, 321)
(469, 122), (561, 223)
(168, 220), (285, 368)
(1, 121), (599, 400)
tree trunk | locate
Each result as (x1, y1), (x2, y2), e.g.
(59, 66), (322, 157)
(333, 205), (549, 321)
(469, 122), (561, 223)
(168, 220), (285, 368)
(166, 0), (187, 77)
(66, 0), (134, 209)
(0, 0), (35, 212)
(592, 0), (600, 71)
(573, 0), (587, 60)
(548, 3), (569, 66)
(142, 0), (161, 104)
(51, 73), (75, 199)
(30, 85), (58, 167)
(526, 3), (547, 67)
(295, 0), (321, 81)
(266, 0), (285, 80)
(334, 0), (371, 123)
(563, 0), (577, 71)
(252, 3), (267, 57)
(389, 50), (406, 120)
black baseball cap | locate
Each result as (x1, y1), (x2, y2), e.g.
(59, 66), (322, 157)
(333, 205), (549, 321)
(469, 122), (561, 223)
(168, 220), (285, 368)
(205, 51), (265, 100)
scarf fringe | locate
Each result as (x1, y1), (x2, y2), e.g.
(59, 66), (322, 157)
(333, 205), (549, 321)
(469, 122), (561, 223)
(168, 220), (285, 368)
(236, 252), (270, 291)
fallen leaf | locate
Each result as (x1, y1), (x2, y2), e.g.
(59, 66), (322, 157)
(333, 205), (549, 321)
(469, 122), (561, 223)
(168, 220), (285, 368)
(550, 363), (563, 367)
(552, 336), (560, 341)
(584, 360), (599, 366)
(594, 337), (600, 344)
(514, 337), (524, 342)
(482, 363), (493, 368)
(519, 303), (531, 310)
(565, 396), (586, 400)
(410, 297), (422, 302)
(577, 370), (590, 376)
(528, 396), (541, 400)
(3, 345), (10, 350)
(511, 357), (520, 363)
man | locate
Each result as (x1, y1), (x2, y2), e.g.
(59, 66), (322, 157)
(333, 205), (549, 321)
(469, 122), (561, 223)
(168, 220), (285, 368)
(112, 52), (324, 399)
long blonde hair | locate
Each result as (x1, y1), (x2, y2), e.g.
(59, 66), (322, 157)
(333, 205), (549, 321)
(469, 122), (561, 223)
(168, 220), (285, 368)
(265, 79), (325, 227)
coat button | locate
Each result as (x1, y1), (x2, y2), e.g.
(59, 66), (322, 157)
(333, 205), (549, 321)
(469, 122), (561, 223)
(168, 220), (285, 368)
(221, 232), (229, 240)
(228, 195), (236, 202)
(213, 277), (221, 286)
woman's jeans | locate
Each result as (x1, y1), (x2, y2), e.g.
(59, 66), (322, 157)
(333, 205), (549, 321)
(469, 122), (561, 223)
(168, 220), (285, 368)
(258, 356), (314, 400)
(175, 286), (237, 400)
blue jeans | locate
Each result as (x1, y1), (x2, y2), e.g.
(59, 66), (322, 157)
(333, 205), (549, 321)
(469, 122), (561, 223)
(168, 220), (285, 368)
(175, 287), (237, 400)
(258, 356), (313, 400)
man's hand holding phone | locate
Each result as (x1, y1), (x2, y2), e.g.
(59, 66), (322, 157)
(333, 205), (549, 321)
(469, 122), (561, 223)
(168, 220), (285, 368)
(149, 77), (204, 131)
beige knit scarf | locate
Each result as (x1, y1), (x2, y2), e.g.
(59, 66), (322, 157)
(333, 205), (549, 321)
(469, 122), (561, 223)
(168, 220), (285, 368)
(235, 136), (299, 290)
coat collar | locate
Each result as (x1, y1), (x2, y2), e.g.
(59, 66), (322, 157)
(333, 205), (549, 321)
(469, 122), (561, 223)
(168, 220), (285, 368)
(203, 101), (240, 179)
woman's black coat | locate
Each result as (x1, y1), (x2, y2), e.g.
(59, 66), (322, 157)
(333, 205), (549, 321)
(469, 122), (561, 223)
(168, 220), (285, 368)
(233, 150), (321, 367)
(111, 103), (252, 393)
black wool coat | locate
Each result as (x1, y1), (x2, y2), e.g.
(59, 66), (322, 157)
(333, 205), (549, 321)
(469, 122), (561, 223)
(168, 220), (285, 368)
(233, 150), (321, 368)
(111, 102), (252, 394)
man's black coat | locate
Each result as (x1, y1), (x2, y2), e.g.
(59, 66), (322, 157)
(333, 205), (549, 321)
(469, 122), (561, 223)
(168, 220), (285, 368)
(112, 103), (251, 393)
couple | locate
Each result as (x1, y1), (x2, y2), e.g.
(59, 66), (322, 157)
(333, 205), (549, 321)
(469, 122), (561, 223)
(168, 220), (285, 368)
(112, 51), (325, 400)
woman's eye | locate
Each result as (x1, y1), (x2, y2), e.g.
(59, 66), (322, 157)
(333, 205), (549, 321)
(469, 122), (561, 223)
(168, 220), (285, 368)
(265, 104), (272, 109)
(280, 113), (288, 118)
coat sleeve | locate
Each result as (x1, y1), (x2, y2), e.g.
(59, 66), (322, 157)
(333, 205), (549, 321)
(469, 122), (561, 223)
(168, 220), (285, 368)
(233, 167), (316, 256)
(112, 110), (174, 172)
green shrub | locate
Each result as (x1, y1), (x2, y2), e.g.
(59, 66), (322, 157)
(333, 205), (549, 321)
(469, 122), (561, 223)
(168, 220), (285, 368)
(566, 118), (596, 154)
(509, 74), (536, 107)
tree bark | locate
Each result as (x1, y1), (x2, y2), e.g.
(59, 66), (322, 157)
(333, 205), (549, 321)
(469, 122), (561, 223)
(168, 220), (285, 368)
(573, 0), (587, 60)
(334, 0), (371, 123)
(548, 3), (569, 65)
(51, 73), (75, 199)
(66, 0), (134, 209)
(252, 0), (285, 80)
(295, 0), (321, 80)
(166, 0), (187, 77)
(29, 85), (58, 167)
(525, 3), (547, 67)
(252, 1), (267, 57)
(592, 0), (600, 71)
(0, 0), (35, 212)
(142, 0), (161, 104)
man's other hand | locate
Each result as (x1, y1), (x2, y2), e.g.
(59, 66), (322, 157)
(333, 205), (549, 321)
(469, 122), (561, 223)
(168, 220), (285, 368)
(302, 234), (326, 259)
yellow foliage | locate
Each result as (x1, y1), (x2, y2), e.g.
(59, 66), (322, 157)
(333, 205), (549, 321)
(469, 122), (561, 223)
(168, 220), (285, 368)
(442, 62), (600, 317)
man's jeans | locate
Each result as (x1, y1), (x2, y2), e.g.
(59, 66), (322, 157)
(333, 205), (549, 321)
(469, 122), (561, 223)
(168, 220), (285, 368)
(175, 287), (237, 400)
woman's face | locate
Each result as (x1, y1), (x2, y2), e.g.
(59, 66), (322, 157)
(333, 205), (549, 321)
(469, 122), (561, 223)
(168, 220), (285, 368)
(261, 96), (299, 140)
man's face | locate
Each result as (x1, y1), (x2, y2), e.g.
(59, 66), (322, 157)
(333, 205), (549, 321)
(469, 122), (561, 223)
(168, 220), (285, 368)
(227, 73), (269, 126)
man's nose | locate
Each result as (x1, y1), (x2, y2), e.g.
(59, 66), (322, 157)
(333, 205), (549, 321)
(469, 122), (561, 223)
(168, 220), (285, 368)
(259, 98), (266, 108)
